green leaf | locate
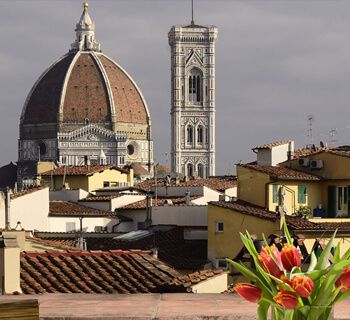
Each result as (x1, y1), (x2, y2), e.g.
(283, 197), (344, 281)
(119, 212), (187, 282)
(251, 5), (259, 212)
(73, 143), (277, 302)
(306, 268), (328, 282)
(283, 219), (293, 245)
(341, 246), (350, 260)
(226, 259), (259, 282)
(309, 260), (350, 318)
(307, 251), (317, 272)
(257, 300), (270, 320)
(334, 289), (350, 303)
(333, 242), (341, 264)
(314, 229), (337, 271)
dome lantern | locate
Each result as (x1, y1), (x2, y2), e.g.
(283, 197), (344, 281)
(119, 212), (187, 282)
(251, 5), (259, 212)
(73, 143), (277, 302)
(71, 1), (101, 52)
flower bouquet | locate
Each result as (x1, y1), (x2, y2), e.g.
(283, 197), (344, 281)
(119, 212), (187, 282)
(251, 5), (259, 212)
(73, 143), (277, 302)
(227, 222), (350, 320)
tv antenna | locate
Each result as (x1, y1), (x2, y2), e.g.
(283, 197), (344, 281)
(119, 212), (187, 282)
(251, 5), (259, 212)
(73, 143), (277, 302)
(329, 128), (338, 147)
(191, 0), (195, 25)
(307, 115), (314, 146)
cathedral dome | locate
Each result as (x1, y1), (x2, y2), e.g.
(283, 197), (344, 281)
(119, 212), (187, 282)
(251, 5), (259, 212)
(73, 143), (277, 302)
(21, 51), (150, 127)
(20, 2), (150, 132)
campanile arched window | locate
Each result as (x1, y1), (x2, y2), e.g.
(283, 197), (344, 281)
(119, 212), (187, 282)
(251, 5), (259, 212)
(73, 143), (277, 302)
(187, 125), (193, 144)
(188, 68), (202, 103)
(198, 163), (204, 178)
(187, 163), (194, 177)
(197, 126), (204, 144)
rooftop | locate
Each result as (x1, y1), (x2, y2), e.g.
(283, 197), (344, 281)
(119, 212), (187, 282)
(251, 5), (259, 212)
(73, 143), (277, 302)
(49, 201), (115, 217)
(210, 200), (350, 232)
(253, 140), (292, 150)
(238, 164), (321, 181)
(137, 176), (237, 192)
(20, 249), (179, 294)
(120, 196), (200, 210)
(41, 165), (129, 177)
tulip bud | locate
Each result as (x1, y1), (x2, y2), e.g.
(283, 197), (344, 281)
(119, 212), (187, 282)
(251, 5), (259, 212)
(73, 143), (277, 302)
(273, 290), (298, 309)
(336, 266), (350, 292)
(291, 275), (314, 298)
(234, 283), (262, 303)
(281, 244), (301, 271)
(258, 246), (283, 278)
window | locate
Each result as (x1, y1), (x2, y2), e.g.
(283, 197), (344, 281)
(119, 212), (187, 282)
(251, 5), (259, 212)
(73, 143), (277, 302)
(103, 181), (110, 188)
(272, 184), (278, 203)
(298, 185), (307, 204)
(215, 259), (227, 269)
(66, 222), (76, 232)
(187, 126), (193, 144)
(187, 163), (194, 177)
(215, 221), (224, 233)
(197, 126), (203, 144)
(198, 163), (204, 178)
(188, 69), (202, 103)
(127, 144), (135, 155)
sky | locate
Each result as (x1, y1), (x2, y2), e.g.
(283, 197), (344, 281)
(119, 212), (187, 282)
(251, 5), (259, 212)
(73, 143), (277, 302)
(1, 0), (350, 175)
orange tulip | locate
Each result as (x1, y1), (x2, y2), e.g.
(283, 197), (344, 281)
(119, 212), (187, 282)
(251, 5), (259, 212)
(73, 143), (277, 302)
(274, 290), (298, 309)
(291, 275), (314, 298)
(258, 246), (283, 278)
(281, 244), (301, 271)
(336, 266), (350, 292)
(234, 283), (262, 303)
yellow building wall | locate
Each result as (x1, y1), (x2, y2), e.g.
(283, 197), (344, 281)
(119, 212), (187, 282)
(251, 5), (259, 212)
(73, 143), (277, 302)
(237, 166), (270, 207)
(267, 181), (322, 214)
(207, 204), (279, 260)
(283, 152), (350, 180)
(87, 169), (131, 191)
(51, 176), (89, 191)
(191, 273), (228, 293)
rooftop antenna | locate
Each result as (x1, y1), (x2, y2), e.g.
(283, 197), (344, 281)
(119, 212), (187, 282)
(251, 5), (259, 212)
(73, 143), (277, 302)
(307, 115), (314, 147)
(191, 0), (195, 25)
(329, 127), (338, 147)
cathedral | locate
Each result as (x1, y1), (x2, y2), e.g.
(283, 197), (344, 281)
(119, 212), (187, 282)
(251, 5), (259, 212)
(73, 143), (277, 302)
(169, 17), (218, 178)
(17, 2), (153, 186)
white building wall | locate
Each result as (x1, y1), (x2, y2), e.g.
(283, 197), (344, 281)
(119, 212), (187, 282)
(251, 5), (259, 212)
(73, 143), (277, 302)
(48, 217), (117, 232)
(151, 186), (204, 197)
(1, 188), (50, 231)
(191, 273), (228, 293)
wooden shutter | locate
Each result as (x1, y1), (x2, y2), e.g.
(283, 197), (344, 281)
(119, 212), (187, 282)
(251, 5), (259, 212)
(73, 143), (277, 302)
(298, 185), (306, 204)
(272, 184), (278, 203)
(327, 186), (336, 218)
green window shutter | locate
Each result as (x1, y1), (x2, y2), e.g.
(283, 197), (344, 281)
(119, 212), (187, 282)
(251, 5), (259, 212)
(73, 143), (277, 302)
(327, 186), (337, 218)
(272, 184), (278, 203)
(298, 185), (306, 204)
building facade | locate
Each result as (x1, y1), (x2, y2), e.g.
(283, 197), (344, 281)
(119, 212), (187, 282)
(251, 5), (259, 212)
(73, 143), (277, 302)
(17, 3), (153, 187)
(168, 21), (218, 178)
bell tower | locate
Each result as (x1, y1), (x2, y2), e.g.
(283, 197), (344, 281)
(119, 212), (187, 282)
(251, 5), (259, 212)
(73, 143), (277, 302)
(168, 16), (218, 178)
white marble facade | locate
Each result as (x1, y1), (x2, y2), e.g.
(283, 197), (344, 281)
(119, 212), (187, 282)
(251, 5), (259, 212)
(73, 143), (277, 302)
(168, 23), (218, 178)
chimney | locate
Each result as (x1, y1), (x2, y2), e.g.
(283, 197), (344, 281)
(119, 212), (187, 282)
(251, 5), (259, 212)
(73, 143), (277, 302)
(287, 141), (295, 161)
(0, 235), (21, 294)
(175, 176), (180, 186)
(4, 188), (11, 230)
(185, 190), (191, 205)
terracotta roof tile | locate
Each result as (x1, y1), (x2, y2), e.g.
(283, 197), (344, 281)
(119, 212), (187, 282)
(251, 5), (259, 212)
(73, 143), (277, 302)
(41, 165), (128, 176)
(131, 164), (150, 176)
(210, 200), (350, 231)
(26, 237), (78, 251)
(121, 196), (200, 210)
(49, 201), (115, 217)
(161, 270), (224, 293)
(20, 250), (180, 294)
(239, 164), (321, 181)
(253, 140), (292, 150)
(137, 176), (237, 192)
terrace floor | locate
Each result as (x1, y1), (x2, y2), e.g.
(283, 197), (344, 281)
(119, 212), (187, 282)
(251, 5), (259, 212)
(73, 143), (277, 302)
(0, 293), (350, 319)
